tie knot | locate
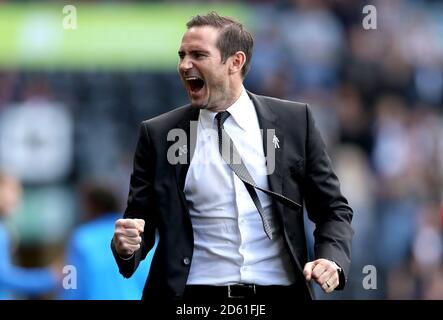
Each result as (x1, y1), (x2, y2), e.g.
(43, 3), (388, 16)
(215, 111), (230, 128)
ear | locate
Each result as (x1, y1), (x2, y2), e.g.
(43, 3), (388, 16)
(228, 51), (246, 76)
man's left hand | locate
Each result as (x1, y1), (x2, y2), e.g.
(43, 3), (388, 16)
(303, 259), (340, 293)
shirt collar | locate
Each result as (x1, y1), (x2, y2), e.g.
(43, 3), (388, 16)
(199, 86), (253, 132)
(226, 87), (253, 132)
(199, 107), (217, 131)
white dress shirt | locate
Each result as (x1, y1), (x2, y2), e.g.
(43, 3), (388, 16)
(184, 87), (295, 286)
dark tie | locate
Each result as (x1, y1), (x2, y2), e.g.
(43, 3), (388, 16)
(215, 111), (301, 240)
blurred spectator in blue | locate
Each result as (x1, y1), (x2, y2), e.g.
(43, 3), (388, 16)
(60, 181), (156, 300)
(0, 172), (58, 299)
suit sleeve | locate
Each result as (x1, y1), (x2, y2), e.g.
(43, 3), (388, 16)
(111, 121), (157, 278)
(303, 104), (354, 290)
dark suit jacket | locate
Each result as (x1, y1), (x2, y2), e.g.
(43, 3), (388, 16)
(111, 91), (354, 302)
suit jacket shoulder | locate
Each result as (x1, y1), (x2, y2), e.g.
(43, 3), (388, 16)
(256, 94), (307, 109)
(249, 92), (309, 123)
(142, 104), (194, 131)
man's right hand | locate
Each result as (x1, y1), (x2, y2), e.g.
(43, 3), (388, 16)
(113, 218), (145, 258)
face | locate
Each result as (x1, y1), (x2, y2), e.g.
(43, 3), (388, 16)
(178, 26), (239, 111)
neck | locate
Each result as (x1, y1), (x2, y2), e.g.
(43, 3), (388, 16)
(207, 84), (243, 113)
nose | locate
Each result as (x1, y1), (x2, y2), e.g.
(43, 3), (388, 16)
(179, 56), (193, 73)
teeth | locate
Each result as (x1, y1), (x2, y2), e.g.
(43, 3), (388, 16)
(186, 76), (199, 81)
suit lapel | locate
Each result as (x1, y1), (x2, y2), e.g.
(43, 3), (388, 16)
(174, 106), (200, 191)
(247, 91), (285, 200)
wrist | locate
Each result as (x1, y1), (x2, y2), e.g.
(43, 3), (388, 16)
(330, 260), (342, 274)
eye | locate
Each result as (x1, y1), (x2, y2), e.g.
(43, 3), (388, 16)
(193, 52), (205, 59)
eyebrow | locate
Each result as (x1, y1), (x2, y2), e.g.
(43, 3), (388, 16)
(178, 49), (210, 56)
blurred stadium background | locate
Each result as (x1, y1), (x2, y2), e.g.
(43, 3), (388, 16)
(0, 0), (442, 300)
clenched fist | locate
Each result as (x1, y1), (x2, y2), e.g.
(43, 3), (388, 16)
(303, 259), (341, 293)
(113, 218), (145, 258)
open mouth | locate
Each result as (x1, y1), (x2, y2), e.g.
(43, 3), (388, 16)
(186, 76), (205, 94)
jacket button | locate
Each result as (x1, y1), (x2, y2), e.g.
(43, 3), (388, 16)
(182, 257), (191, 265)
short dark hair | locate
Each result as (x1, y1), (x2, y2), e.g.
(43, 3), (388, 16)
(186, 12), (253, 78)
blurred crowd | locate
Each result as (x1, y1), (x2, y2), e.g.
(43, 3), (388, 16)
(0, 0), (442, 299)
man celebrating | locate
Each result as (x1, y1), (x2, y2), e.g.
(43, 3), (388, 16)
(112, 12), (353, 306)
